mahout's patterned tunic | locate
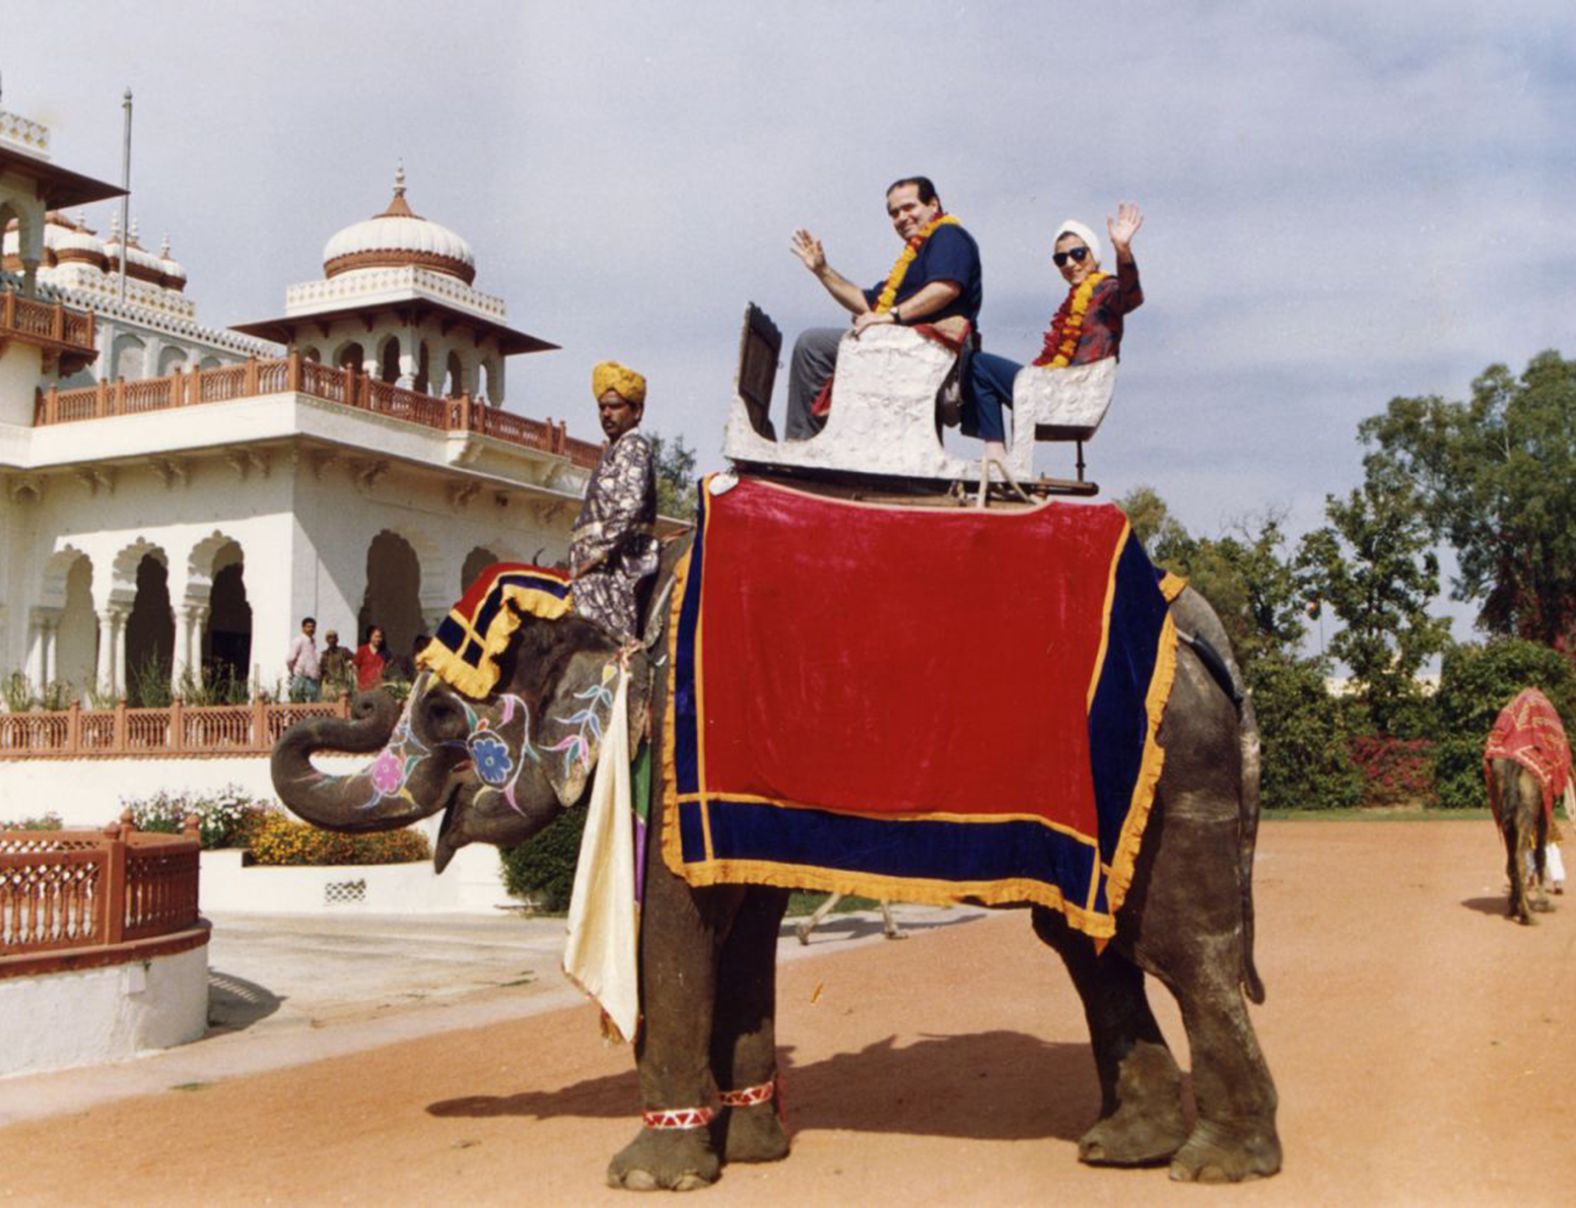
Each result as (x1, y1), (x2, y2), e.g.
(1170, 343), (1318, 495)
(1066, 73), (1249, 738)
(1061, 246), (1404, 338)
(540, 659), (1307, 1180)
(569, 429), (658, 639)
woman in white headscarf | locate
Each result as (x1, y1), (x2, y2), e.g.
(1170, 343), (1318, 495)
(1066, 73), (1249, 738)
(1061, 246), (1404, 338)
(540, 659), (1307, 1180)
(968, 202), (1145, 460)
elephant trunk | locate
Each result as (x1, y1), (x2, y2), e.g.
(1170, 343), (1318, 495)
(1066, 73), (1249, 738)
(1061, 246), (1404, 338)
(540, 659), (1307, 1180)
(271, 691), (444, 833)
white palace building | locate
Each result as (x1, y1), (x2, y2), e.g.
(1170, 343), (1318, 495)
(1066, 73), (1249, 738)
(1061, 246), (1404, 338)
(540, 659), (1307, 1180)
(1, 96), (602, 708)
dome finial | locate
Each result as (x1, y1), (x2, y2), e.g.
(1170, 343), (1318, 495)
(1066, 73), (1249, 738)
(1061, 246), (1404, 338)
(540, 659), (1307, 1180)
(161, 233), (172, 258)
(129, 216), (141, 246)
(378, 161), (418, 220)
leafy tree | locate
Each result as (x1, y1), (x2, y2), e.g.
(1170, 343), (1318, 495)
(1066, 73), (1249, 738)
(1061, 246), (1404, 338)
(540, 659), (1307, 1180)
(1248, 653), (1365, 811)
(499, 808), (587, 911)
(1358, 350), (1576, 645)
(648, 432), (699, 521)
(1117, 487), (1357, 807)
(1297, 465), (1451, 735)
(1430, 637), (1576, 809)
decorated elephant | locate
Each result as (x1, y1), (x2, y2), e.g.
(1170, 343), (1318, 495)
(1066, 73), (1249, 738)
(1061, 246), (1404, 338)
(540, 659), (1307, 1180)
(273, 488), (1281, 1189)
(1484, 687), (1571, 924)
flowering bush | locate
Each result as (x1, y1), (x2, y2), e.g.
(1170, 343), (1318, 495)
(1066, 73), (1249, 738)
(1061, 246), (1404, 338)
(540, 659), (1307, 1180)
(121, 784), (270, 850)
(246, 811), (431, 866)
(0, 810), (63, 831)
(1349, 735), (1436, 807)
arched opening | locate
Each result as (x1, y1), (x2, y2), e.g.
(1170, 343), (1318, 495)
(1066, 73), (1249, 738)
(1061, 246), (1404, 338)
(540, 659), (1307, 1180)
(443, 350), (464, 398)
(414, 341), (431, 395)
(378, 336), (401, 384)
(335, 341), (364, 371)
(359, 531), (423, 669)
(156, 345), (186, 376)
(478, 358), (493, 404)
(199, 355), (222, 371)
(461, 546), (499, 594)
(124, 553), (174, 705)
(204, 543), (251, 692)
(299, 345), (322, 363)
(112, 332), (147, 381)
(57, 557), (97, 698)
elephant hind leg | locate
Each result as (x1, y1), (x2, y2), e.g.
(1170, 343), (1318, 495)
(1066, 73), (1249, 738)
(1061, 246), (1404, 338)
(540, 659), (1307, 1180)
(1163, 947), (1282, 1183)
(1032, 906), (1187, 1167)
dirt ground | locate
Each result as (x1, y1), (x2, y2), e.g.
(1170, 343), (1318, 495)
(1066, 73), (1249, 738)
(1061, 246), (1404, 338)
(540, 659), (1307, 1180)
(3, 819), (1575, 1207)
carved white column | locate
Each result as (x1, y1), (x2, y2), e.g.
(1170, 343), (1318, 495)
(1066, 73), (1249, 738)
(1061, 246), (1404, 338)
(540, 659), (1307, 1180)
(94, 608), (116, 695)
(110, 607), (130, 697)
(175, 604), (208, 697)
(41, 614), (60, 685)
(27, 611), (47, 687)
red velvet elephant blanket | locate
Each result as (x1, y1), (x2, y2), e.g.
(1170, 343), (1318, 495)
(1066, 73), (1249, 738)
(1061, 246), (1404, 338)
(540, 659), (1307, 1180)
(662, 475), (1184, 940)
(1485, 687), (1572, 823)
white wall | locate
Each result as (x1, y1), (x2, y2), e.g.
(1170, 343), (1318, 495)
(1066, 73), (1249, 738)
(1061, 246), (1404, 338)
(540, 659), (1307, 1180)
(0, 943), (209, 1078)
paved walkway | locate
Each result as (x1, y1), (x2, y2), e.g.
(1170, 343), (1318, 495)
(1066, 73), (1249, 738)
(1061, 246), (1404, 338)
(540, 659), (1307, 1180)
(1, 902), (982, 1128)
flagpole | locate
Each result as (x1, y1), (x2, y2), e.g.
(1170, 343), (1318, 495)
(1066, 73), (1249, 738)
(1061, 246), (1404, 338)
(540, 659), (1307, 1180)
(118, 87), (132, 304)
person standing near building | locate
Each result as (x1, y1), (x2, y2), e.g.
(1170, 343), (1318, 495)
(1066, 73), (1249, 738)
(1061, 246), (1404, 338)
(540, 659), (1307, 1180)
(319, 629), (353, 700)
(570, 362), (659, 641)
(353, 625), (390, 692)
(286, 616), (321, 702)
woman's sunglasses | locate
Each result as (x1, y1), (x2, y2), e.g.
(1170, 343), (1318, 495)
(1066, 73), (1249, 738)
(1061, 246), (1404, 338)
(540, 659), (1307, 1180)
(1052, 246), (1090, 266)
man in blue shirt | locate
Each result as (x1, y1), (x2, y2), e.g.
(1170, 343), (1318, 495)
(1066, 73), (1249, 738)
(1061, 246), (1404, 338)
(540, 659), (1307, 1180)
(785, 176), (982, 439)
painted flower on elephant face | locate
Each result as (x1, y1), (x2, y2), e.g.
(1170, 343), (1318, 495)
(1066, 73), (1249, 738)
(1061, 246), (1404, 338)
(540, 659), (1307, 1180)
(370, 747), (406, 797)
(470, 733), (515, 786)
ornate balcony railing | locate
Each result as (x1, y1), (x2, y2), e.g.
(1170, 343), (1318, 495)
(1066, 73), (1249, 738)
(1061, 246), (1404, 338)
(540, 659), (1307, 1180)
(1, 812), (202, 972)
(0, 697), (353, 760)
(0, 288), (96, 356)
(32, 351), (604, 470)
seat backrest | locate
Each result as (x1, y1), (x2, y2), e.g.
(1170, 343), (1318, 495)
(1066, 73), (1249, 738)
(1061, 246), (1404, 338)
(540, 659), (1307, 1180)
(735, 303), (782, 438)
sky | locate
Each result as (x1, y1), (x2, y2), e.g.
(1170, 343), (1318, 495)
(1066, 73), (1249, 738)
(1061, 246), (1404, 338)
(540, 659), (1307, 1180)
(7, 1), (1574, 640)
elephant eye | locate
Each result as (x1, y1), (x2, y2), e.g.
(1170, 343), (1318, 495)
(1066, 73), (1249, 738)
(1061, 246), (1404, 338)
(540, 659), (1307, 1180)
(423, 696), (470, 741)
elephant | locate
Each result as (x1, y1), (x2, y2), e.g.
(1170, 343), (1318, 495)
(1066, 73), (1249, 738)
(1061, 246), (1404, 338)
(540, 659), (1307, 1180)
(272, 538), (1282, 1189)
(1484, 687), (1571, 926)
(1487, 756), (1554, 924)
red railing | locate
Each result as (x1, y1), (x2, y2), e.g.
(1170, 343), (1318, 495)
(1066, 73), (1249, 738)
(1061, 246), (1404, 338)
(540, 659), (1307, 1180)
(0, 697), (352, 760)
(0, 288), (95, 355)
(0, 813), (201, 966)
(32, 352), (602, 470)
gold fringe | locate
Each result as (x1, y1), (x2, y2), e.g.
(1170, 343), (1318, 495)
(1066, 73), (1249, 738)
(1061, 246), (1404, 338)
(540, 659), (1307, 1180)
(417, 581), (575, 700)
(1099, 609), (1179, 918)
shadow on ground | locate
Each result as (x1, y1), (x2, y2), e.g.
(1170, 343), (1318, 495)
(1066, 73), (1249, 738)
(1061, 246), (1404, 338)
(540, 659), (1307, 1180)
(207, 970), (284, 1033)
(427, 1031), (1098, 1142)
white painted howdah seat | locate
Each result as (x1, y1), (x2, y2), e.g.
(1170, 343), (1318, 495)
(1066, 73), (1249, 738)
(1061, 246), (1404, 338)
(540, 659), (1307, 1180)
(722, 306), (1118, 492)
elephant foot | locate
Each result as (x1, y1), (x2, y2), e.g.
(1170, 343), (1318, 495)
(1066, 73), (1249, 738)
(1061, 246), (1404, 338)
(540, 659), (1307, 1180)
(717, 1102), (790, 1165)
(607, 1126), (720, 1192)
(1077, 1044), (1187, 1167)
(1168, 1119), (1282, 1183)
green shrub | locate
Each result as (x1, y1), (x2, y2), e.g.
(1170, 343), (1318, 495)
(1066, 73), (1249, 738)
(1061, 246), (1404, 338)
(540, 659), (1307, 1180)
(1431, 638), (1576, 809)
(247, 811), (431, 865)
(500, 808), (587, 912)
(1249, 653), (1364, 810)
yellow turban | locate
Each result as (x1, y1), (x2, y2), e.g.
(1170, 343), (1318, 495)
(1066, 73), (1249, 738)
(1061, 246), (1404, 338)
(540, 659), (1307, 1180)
(592, 361), (647, 406)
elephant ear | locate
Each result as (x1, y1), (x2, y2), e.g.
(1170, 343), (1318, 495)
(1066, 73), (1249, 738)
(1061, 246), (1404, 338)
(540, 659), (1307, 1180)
(537, 650), (621, 807)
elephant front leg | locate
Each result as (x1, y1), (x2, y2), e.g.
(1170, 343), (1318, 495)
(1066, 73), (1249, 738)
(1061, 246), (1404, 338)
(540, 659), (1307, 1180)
(710, 886), (792, 1166)
(606, 872), (733, 1191)
(1031, 906), (1188, 1167)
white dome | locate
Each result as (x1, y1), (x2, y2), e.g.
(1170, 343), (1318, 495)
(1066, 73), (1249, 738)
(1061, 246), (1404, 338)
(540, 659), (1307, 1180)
(321, 170), (475, 283)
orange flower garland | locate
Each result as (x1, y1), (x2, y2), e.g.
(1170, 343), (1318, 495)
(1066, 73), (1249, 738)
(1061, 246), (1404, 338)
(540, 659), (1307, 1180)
(1033, 271), (1109, 367)
(873, 214), (961, 313)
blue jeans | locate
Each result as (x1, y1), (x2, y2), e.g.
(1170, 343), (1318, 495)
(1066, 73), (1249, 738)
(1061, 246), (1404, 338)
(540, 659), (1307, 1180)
(967, 351), (1022, 442)
(290, 675), (321, 702)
